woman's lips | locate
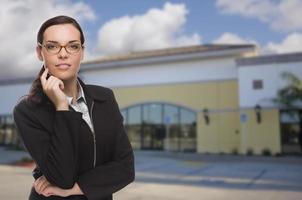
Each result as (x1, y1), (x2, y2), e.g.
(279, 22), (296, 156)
(55, 63), (71, 70)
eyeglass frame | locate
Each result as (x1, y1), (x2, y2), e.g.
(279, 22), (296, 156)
(37, 41), (84, 54)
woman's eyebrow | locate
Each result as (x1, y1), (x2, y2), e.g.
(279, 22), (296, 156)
(45, 40), (59, 44)
(67, 40), (81, 43)
(45, 40), (80, 43)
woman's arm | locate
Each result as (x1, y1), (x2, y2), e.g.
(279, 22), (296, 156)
(33, 175), (83, 197)
(76, 90), (135, 200)
(13, 101), (82, 189)
(70, 182), (84, 195)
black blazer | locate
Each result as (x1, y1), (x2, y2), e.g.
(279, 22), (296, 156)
(13, 77), (135, 200)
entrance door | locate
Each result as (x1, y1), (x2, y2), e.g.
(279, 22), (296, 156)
(280, 110), (302, 154)
(141, 124), (165, 150)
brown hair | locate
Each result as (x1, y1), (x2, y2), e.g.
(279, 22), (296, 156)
(26, 15), (85, 106)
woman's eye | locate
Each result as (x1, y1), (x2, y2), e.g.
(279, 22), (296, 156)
(69, 44), (80, 50)
(46, 44), (57, 50)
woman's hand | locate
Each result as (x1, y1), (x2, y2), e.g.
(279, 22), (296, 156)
(33, 175), (84, 197)
(39, 185), (70, 197)
(33, 175), (57, 197)
(40, 68), (69, 110)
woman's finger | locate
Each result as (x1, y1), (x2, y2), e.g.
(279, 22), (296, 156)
(44, 186), (61, 197)
(34, 175), (43, 188)
(33, 181), (38, 193)
(39, 180), (51, 194)
(33, 178), (42, 193)
(36, 175), (49, 194)
(35, 176), (47, 193)
(58, 79), (64, 90)
(45, 76), (54, 91)
(53, 78), (64, 91)
(42, 186), (54, 197)
(44, 76), (55, 91)
(40, 68), (48, 89)
(48, 77), (64, 93)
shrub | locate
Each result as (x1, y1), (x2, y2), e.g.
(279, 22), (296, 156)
(262, 148), (272, 156)
(246, 148), (254, 156)
(20, 156), (33, 163)
(231, 148), (238, 155)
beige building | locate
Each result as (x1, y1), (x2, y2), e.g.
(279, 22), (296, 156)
(1, 44), (301, 155)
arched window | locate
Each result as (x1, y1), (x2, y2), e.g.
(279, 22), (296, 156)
(121, 102), (197, 152)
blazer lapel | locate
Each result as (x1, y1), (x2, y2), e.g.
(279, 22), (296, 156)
(77, 77), (108, 114)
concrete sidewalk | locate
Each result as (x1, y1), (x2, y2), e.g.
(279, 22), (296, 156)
(0, 149), (302, 200)
(115, 151), (302, 200)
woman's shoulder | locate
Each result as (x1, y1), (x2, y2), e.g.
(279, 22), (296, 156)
(13, 95), (55, 131)
(14, 95), (50, 118)
(13, 97), (35, 125)
(85, 84), (116, 101)
(14, 96), (30, 113)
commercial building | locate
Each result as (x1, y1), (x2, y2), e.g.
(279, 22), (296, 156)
(1, 44), (301, 155)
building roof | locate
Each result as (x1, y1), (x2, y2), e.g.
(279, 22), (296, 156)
(80, 44), (256, 71)
(84, 44), (256, 65)
(0, 76), (34, 86)
(236, 51), (302, 66)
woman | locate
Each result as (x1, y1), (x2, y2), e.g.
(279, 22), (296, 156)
(13, 15), (135, 200)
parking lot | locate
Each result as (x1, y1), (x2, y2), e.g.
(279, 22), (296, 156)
(0, 147), (301, 200)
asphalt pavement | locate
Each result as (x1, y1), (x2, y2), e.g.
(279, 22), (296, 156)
(0, 147), (301, 200)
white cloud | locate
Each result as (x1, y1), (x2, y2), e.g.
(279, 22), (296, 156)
(213, 32), (258, 45)
(0, 0), (96, 80)
(216, 0), (302, 31)
(213, 32), (302, 55)
(96, 2), (201, 55)
(265, 32), (302, 54)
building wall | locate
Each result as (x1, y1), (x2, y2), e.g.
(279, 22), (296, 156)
(0, 83), (31, 115)
(81, 57), (238, 88)
(237, 58), (301, 155)
(1, 48), (296, 155)
(197, 111), (240, 154)
(240, 108), (281, 155)
(238, 61), (302, 108)
(111, 79), (241, 154)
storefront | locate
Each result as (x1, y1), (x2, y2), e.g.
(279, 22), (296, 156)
(1, 44), (301, 155)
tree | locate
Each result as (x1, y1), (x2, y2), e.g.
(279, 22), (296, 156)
(273, 72), (302, 153)
(273, 72), (302, 110)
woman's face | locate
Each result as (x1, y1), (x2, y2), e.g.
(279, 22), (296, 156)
(36, 24), (84, 81)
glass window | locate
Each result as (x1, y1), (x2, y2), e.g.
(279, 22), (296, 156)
(0, 115), (20, 148)
(163, 104), (179, 125)
(253, 80), (263, 90)
(122, 103), (197, 152)
(180, 108), (196, 125)
(280, 111), (299, 123)
(125, 106), (142, 150)
(180, 108), (196, 152)
(280, 110), (301, 154)
(143, 103), (162, 124)
(128, 105), (141, 125)
(121, 110), (127, 125)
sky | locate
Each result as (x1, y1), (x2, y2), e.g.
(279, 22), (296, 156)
(1, 0), (302, 80)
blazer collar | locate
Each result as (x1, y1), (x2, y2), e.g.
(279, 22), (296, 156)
(77, 77), (108, 102)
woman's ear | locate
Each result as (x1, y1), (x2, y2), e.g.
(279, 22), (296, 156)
(36, 46), (43, 61)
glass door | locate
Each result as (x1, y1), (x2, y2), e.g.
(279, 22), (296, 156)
(141, 123), (165, 150)
(280, 110), (302, 154)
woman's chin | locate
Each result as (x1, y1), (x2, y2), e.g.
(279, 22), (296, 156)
(52, 73), (77, 82)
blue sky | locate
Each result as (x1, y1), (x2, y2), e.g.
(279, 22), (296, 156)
(74, 0), (297, 52)
(82, 0), (279, 43)
(1, 0), (302, 79)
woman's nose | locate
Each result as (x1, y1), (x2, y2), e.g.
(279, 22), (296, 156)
(57, 47), (69, 59)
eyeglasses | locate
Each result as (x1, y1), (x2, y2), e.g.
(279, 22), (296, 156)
(38, 42), (84, 54)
